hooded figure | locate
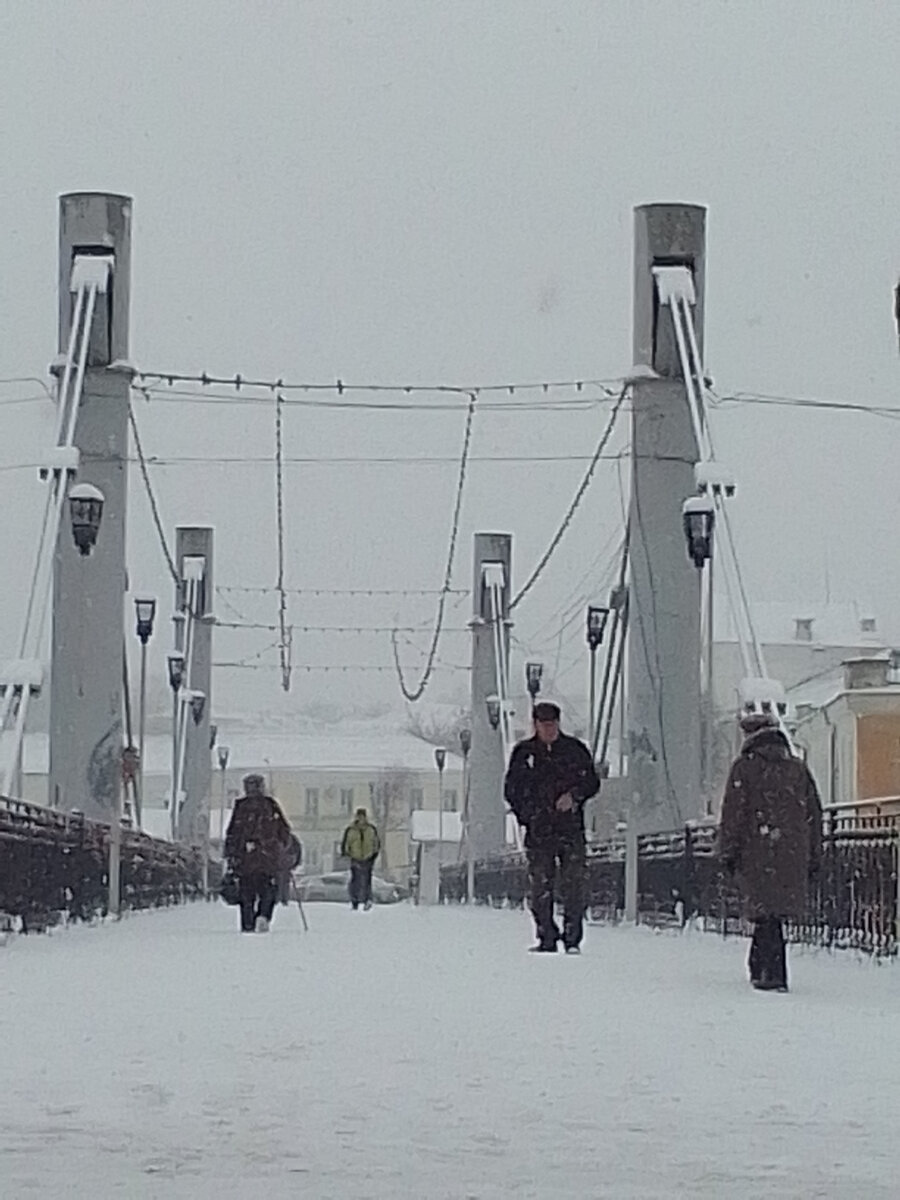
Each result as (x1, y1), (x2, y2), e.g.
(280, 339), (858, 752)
(225, 774), (293, 933)
(719, 715), (823, 991)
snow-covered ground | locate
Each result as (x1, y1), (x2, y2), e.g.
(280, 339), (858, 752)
(1, 903), (896, 1199)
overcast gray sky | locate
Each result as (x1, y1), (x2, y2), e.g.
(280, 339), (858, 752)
(2, 0), (900, 718)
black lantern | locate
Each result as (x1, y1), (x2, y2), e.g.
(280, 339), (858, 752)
(525, 661), (544, 700)
(586, 606), (610, 650)
(134, 597), (157, 645)
(434, 746), (447, 772)
(68, 482), (105, 556)
(682, 497), (715, 569)
(167, 652), (185, 693)
(208, 722), (218, 751)
(485, 693), (501, 730)
(459, 728), (472, 758)
(217, 744), (230, 771)
(190, 690), (206, 725)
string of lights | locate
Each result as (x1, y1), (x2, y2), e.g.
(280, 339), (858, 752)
(214, 620), (472, 634)
(212, 660), (469, 673)
(217, 584), (469, 598)
(134, 369), (624, 399)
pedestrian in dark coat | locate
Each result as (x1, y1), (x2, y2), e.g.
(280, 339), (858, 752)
(224, 774), (293, 933)
(504, 702), (601, 953)
(719, 714), (823, 991)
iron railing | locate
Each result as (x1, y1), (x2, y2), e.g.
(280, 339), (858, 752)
(442, 812), (898, 958)
(0, 795), (215, 933)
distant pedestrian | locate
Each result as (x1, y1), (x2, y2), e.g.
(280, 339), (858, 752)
(341, 808), (381, 910)
(719, 714), (823, 992)
(224, 774), (294, 933)
(504, 702), (601, 953)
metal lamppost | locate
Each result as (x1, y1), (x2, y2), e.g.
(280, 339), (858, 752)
(434, 746), (447, 880)
(586, 605), (610, 746)
(458, 728), (472, 902)
(166, 651), (185, 840)
(683, 496), (716, 806)
(134, 598), (156, 830)
(216, 744), (231, 853)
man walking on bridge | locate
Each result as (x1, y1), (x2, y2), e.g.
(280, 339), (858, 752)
(341, 808), (381, 910)
(504, 702), (600, 953)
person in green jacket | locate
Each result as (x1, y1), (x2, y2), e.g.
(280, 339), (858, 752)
(341, 808), (381, 910)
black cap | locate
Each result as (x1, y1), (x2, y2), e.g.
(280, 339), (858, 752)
(533, 701), (561, 722)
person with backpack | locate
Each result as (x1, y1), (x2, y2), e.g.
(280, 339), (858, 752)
(340, 808), (381, 910)
(224, 773), (294, 933)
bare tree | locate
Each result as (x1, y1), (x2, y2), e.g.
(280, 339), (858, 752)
(405, 705), (471, 752)
(370, 765), (416, 877)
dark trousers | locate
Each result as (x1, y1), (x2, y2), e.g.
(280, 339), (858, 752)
(349, 859), (375, 907)
(749, 915), (787, 988)
(239, 873), (277, 932)
(527, 837), (586, 948)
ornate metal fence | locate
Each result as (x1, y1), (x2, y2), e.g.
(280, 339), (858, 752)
(443, 813), (898, 958)
(0, 795), (213, 934)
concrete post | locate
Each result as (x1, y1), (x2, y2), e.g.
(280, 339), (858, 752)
(49, 193), (133, 819)
(468, 533), (512, 862)
(175, 527), (214, 850)
(627, 203), (705, 832)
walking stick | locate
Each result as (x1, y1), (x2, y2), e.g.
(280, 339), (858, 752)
(291, 876), (309, 932)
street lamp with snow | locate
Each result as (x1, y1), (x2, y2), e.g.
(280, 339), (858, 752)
(68, 482), (104, 556)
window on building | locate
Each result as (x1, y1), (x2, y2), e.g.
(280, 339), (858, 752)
(305, 788), (319, 818)
(340, 787), (354, 815)
(409, 787), (424, 814)
(443, 788), (458, 812)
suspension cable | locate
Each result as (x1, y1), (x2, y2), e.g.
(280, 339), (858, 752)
(391, 391), (478, 702)
(510, 383), (627, 611)
(274, 394), (291, 691)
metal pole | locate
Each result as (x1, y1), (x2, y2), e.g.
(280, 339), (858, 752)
(170, 691), (179, 840)
(705, 555), (715, 814)
(108, 807), (122, 918)
(138, 639), (148, 827)
(437, 765), (444, 875)
(589, 646), (597, 750)
(219, 763), (228, 851)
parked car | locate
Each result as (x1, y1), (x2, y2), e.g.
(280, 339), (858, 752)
(294, 870), (404, 905)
